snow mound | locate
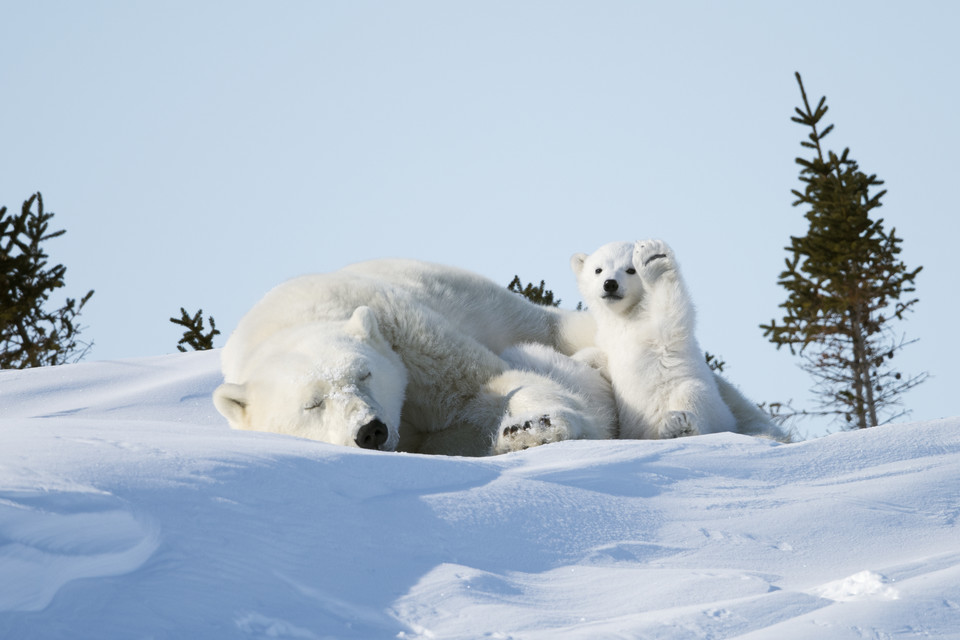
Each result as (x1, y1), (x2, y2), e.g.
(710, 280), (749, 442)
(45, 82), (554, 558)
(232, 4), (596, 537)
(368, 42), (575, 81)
(1, 351), (959, 639)
(812, 570), (899, 602)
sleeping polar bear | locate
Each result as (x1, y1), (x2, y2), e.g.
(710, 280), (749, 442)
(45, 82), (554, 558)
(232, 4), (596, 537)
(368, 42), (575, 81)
(214, 259), (614, 456)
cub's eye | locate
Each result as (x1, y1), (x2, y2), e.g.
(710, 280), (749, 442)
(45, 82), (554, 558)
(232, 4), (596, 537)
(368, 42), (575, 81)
(359, 371), (372, 382)
(626, 268), (637, 275)
(594, 268), (603, 275)
(304, 399), (324, 411)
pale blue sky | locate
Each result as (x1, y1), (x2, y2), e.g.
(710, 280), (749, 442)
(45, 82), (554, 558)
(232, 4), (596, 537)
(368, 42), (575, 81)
(3, 1), (956, 437)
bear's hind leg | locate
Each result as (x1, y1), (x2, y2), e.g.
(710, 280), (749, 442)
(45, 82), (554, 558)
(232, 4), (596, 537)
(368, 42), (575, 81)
(656, 377), (707, 439)
(659, 410), (700, 439)
(660, 376), (736, 438)
(485, 370), (601, 455)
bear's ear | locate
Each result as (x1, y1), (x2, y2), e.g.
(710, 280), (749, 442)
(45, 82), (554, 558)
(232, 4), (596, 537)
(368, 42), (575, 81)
(345, 306), (384, 343)
(570, 253), (587, 276)
(213, 382), (248, 426)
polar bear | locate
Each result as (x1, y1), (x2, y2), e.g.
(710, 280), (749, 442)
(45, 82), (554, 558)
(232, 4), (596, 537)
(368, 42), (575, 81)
(213, 259), (611, 456)
(500, 342), (618, 448)
(571, 240), (786, 441)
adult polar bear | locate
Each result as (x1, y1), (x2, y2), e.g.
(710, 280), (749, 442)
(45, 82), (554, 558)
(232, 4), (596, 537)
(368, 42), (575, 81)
(572, 240), (786, 441)
(214, 259), (613, 456)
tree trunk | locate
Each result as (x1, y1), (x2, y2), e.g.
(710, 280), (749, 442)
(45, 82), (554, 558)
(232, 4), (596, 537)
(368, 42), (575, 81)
(849, 308), (878, 428)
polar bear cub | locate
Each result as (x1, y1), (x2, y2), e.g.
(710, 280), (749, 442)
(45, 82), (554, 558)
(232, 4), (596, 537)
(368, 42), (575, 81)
(571, 240), (736, 439)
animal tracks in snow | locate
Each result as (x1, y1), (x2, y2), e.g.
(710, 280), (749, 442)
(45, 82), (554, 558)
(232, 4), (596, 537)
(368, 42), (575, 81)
(698, 527), (795, 552)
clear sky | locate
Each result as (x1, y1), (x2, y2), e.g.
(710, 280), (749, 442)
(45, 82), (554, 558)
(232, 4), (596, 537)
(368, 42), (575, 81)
(3, 1), (957, 438)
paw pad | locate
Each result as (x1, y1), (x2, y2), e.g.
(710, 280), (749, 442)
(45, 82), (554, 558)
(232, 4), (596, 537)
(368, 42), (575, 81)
(661, 411), (700, 438)
(503, 415), (552, 436)
(641, 252), (667, 267)
(635, 239), (672, 269)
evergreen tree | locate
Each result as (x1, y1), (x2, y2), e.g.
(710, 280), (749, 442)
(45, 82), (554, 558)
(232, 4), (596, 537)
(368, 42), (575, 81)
(170, 307), (220, 351)
(761, 73), (926, 429)
(704, 351), (726, 373)
(507, 276), (561, 307)
(1, 193), (94, 368)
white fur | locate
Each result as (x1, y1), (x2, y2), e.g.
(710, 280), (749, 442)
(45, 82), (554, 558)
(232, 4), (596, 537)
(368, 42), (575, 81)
(499, 343), (618, 451)
(214, 308), (408, 450)
(572, 239), (783, 440)
(214, 259), (606, 456)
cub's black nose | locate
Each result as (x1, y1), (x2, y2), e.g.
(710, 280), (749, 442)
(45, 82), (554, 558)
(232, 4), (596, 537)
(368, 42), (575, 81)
(603, 279), (619, 293)
(356, 419), (388, 450)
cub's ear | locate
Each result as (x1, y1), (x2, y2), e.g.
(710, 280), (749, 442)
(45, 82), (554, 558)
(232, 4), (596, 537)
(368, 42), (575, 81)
(345, 306), (385, 343)
(213, 383), (248, 426)
(570, 253), (587, 276)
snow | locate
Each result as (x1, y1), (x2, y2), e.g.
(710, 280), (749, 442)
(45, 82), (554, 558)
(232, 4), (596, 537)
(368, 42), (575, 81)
(1, 351), (958, 639)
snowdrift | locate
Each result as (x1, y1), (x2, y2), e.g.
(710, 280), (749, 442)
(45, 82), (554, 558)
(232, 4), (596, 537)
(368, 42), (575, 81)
(1, 352), (958, 639)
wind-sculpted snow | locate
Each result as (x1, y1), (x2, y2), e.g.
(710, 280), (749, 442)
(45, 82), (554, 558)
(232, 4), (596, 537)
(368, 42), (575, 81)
(0, 493), (160, 612)
(1, 351), (958, 638)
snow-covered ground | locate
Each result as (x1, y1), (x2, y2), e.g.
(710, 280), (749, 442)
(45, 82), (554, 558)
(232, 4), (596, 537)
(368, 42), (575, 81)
(1, 351), (958, 639)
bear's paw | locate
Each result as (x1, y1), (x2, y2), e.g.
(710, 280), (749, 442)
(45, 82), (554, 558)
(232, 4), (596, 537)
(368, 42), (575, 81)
(634, 239), (674, 279)
(494, 414), (569, 454)
(660, 410), (700, 439)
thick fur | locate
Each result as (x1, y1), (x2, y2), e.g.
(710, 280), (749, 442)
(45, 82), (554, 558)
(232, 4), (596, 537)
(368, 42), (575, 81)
(572, 240), (786, 441)
(214, 259), (611, 456)
(499, 342), (619, 450)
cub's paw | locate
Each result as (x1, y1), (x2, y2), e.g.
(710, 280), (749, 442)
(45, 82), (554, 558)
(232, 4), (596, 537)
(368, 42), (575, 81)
(493, 414), (568, 454)
(659, 411), (700, 439)
(634, 239), (674, 278)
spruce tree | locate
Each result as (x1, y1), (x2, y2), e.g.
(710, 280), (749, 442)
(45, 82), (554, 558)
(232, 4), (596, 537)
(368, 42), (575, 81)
(704, 352), (725, 373)
(170, 307), (220, 351)
(507, 276), (561, 307)
(761, 73), (926, 429)
(1, 193), (94, 368)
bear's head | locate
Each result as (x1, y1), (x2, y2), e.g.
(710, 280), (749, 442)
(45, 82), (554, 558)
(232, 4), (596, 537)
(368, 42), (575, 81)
(213, 306), (407, 451)
(570, 241), (643, 315)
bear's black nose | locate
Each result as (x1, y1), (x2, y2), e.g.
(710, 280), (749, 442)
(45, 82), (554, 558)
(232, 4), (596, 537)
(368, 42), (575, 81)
(603, 279), (619, 293)
(356, 419), (388, 450)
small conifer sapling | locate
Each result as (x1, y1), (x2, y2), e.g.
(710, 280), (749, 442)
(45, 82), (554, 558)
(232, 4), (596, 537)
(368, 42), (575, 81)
(761, 73), (926, 429)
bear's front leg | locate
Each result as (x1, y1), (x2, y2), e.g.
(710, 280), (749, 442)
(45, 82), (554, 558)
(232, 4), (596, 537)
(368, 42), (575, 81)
(633, 238), (696, 336)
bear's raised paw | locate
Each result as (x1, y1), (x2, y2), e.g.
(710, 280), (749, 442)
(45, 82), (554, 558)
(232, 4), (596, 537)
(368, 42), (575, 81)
(634, 239), (674, 278)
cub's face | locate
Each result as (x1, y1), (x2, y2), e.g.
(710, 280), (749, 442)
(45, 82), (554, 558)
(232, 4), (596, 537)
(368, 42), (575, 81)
(214, 307), (407, 451)
(570, 241), (643, 315)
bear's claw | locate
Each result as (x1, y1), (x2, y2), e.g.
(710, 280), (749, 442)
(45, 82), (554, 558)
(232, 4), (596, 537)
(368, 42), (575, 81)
(502, 415), (552, 437)
(635, 239), (674, 279)
(660, 410), (700, 439)
(495, 414), (568, 454)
